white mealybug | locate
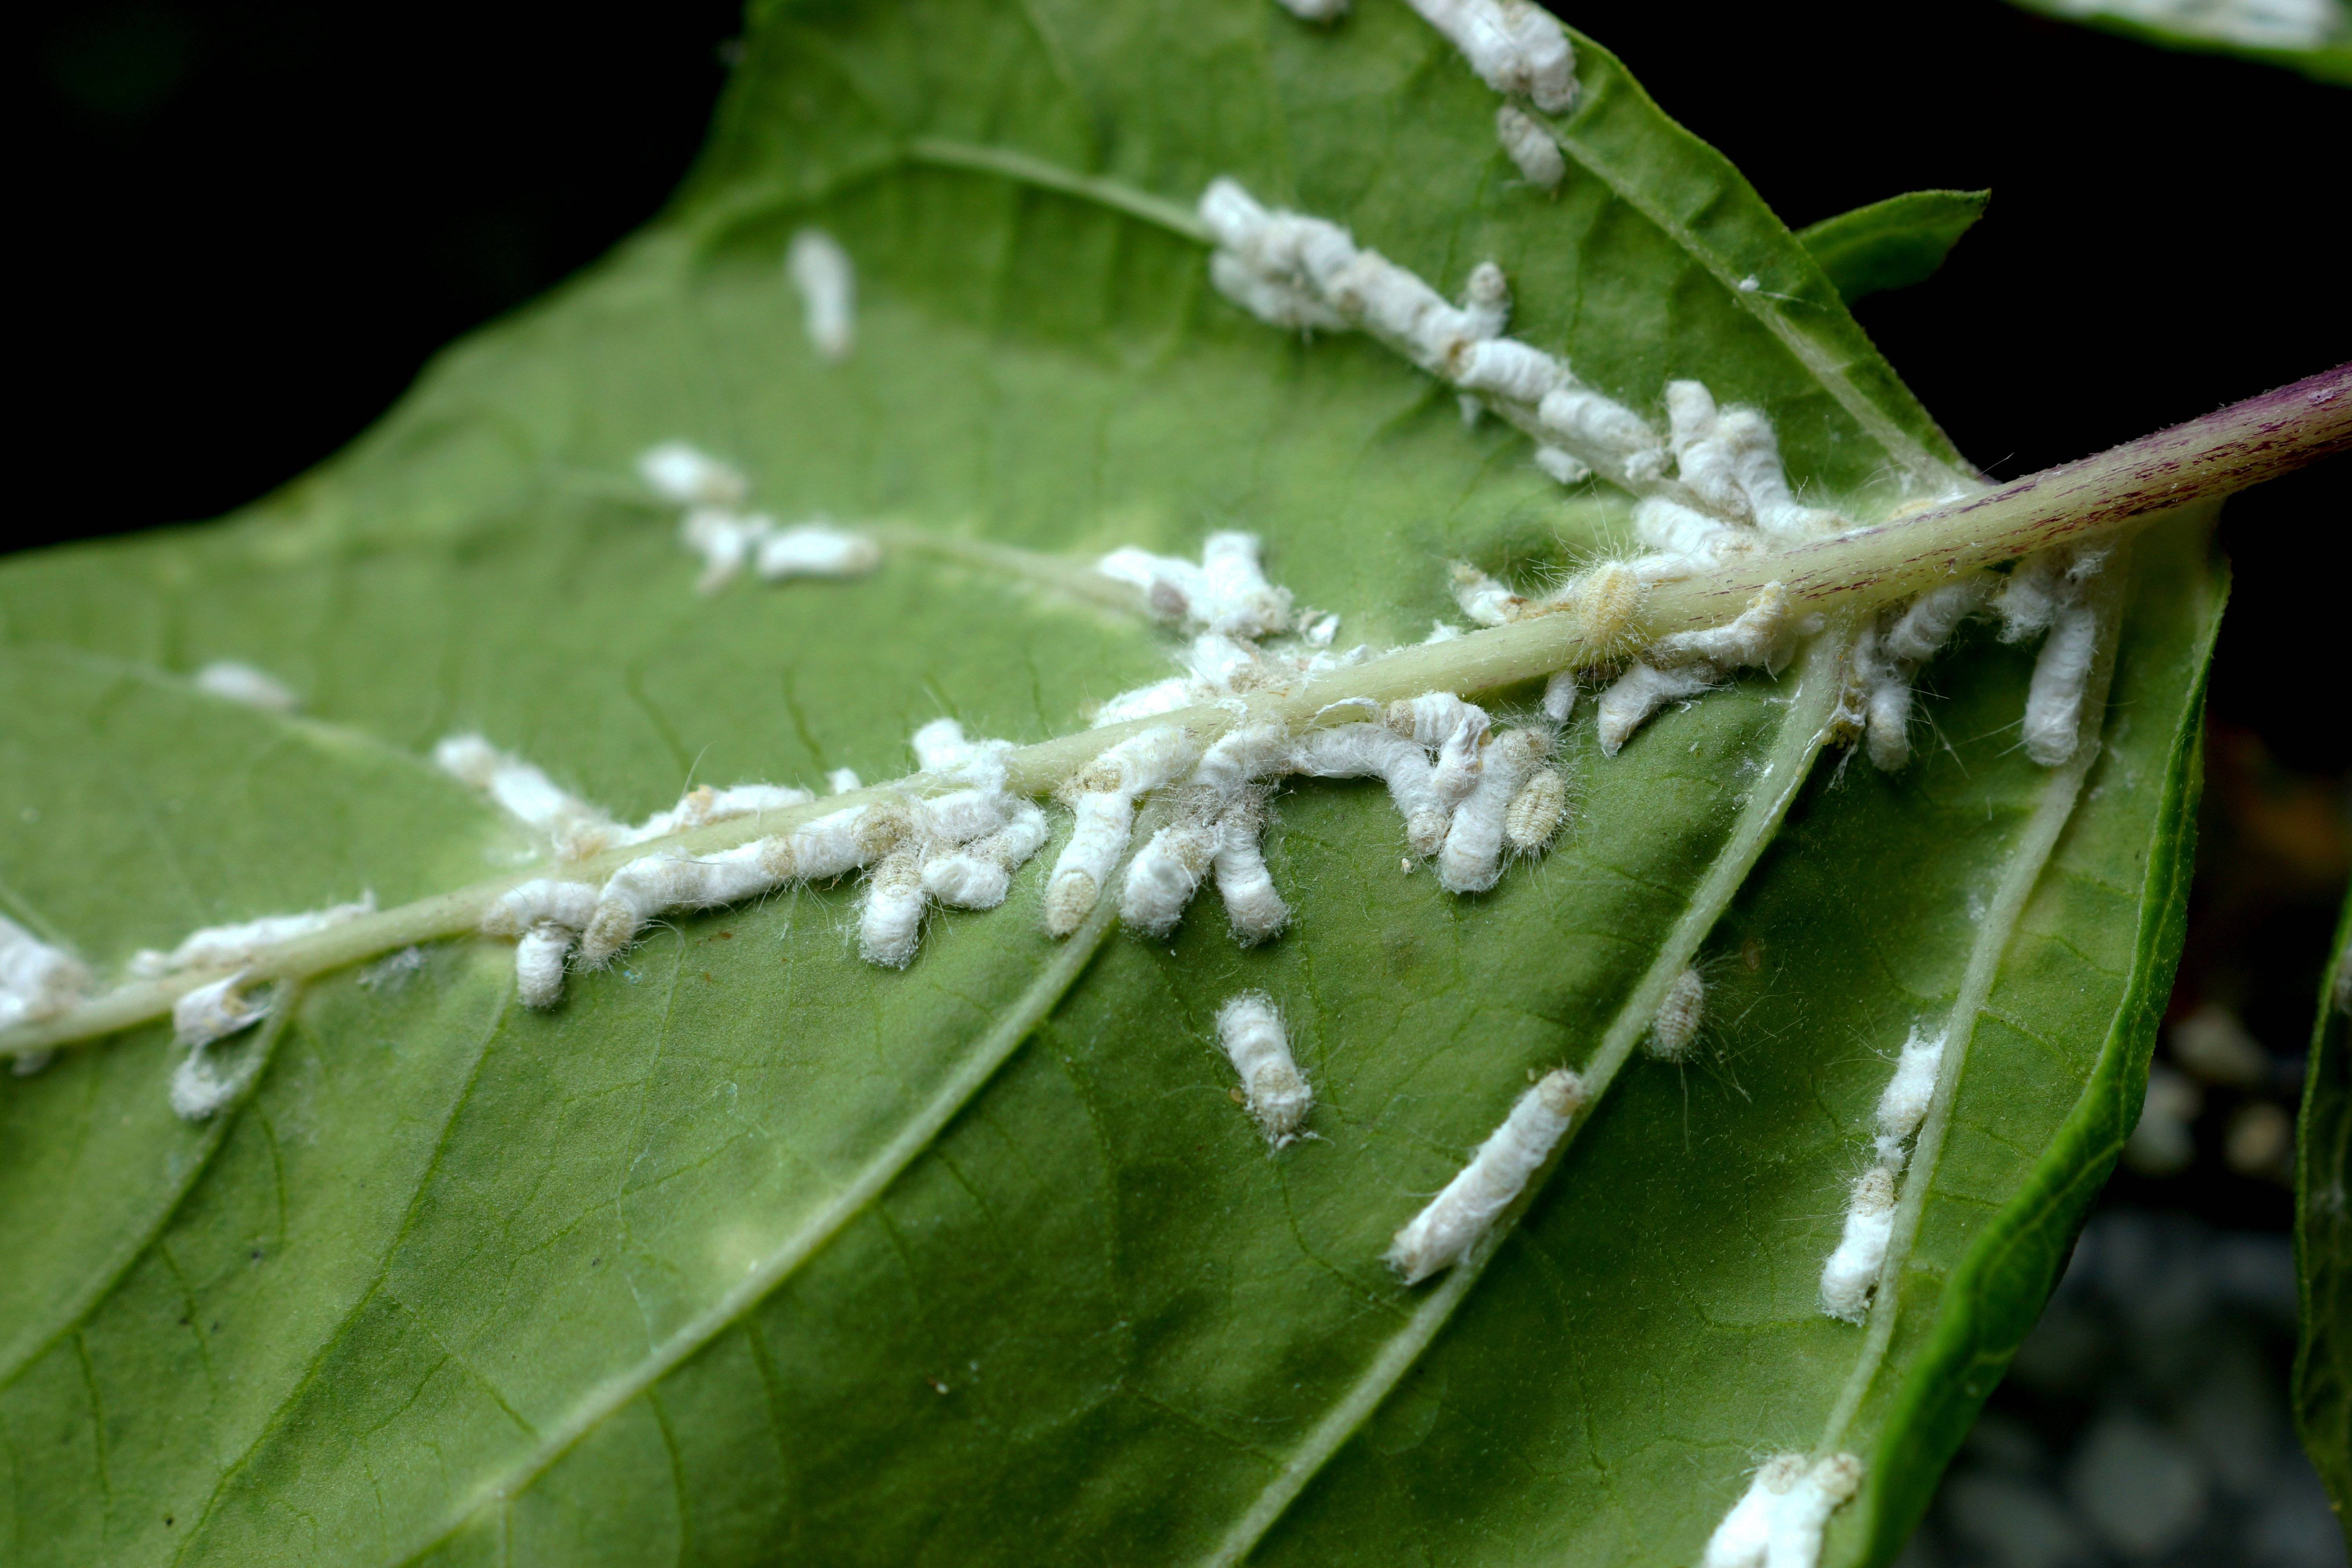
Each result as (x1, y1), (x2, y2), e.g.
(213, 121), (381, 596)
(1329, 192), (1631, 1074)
(1450, 562), (1530, 626)
(1044, 728), (1194, 937)
(1541, 670), (1577, 724)
(479, 880), (599, 938)
(1652, 582), (1792, 674)
(1212, 797), (1290, 943)
(193, 660), (299, 713)
(1216, 991), (1313, 1145)
(1460, 260), (1511, 341)
(1439, 728), (1549, 893)
(1120, 817), (1223, 938)
(1209, 249), (1350, 332)
(1387, 1067), (1586, 1283)
(1634, 495), (1757, 565)
(513, 923), (574, 1010)
(169, 973), (276, 1121)
(785, 228), (856, 363)
(1848, 577), (1992, 771)
(172, 971), (272, 1049)
(922, 802), (1051, 911)
(1537, 384), (1668, 481)
(622, 782), (818, 844)
(1494, 104), (1565, 190)
(1818, 1163), (1898, 1325)
(1532, 445), (1591, 485)
(1664, 380), (1752, 524)
(858, 846), (927, 968)
(1403, 0), (1579, 111)
(0, 914), (90, 1031)
(1291, 722), (1452, 857)
(129, 895), (377, 978)
(911, 717), (1015, 786)
(577, 836), (802, 967)
(678, 507), (767, 592)
(1097, 532), (1293, 637)
(755, 522), (882, 581)
(1712, 407), (1840, 537)
(637, 442), (750, 508)
(2023, 596), (2100, 766)
(1818, 1027), (1944, 1323)
(1873, 1028), (1944, 1160)
(1647, 965), (1705, 1062)
(1699, 1452), (1865, 1568)
(434, 733), (619, 859)
(1451, 337), (1564, 406)
(1596, 662), (1713, 755)
(1386, 692), (1491, 813)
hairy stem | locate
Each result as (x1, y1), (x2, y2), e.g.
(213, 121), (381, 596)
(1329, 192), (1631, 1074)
(4, 367), (2342, 1060)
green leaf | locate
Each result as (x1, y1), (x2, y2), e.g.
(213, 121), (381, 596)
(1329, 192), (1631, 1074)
(1795, 190), (1989, 305)
(2007, 0), (2352, 85)
(0, 2), (2222, 1563)
(2297, 885), (2352, 1514)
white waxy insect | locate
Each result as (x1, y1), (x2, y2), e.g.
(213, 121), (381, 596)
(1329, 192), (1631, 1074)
(1404, 0), (1578, 112)
(1439, 728), (1549, 893)
(1596, 662), (1713, 755)
(577, 838), (797, 967)
(1818, 1163), (1898, 1324)
(1699, 1452), (1865, 1568)
(1388, 1067), (1585, 1283)
(1191, 720), (1296, 803)
(169, 977), (275, 1122)
(1450, 337), (1564, 406)
(1494, 104), (1565, 190)
(786, 228), (856, 362)
(1549, 559), (1646, 652)
(2023, 598), (2099, 766)
(921, 801), (1051, 911)
(1995, 547), (2070, 642)
(638, 443), (749, 508)
(1882, 577), (1990, 665)
(172, 971), (272, 1049)
(1044, 728), (1194, 937)
(623, 782), (817, 844)
(912, 717), (1015, 786)
(193, 660), (299, 713)
(1121, 816), (1223, 937)
(1634, 495), (1757, 565)
(755, 523), (882, 581)
(130, 895), (377, 978)
(1713, 408), (1839, 537)
(1874, 1028), (1944, 1160)
(433, 734), (619, 859)
(1664, 380), (1753, 524)
(1532, 445), (1591, 485)
(477, 879), (602, 940)
(0, 914), (90, 1031)
(678, 507), (766, 592)
(784, 803), (886, 881)
(1198, 532), (1294, 638)
(1387, 692), (1491, 811)
(1210, 250), (1350, 332)
(1541, 670), (1577, 724)
(1450, 562), (1529, 626)
(1537, 385), (1667, 479)
(1291, 722), (1452, 857)
(1459, 260), (1511, 342)
(1652, 582), (1791, 674)
(1216, 991), (1314, 1145)
(1212, 799), (1290, 943)
(858, 846), (927, 968)
(1502, 764), (1568, 854)
(1269, 0), (1350, 19)
(1647, 966), (1706, 1062)
(514, 923), (574, 1009)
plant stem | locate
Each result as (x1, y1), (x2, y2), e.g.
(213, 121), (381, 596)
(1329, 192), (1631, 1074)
(4, 366), (2343, 1061)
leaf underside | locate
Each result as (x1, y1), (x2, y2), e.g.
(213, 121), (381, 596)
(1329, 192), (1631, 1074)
(2296, 891), (2352, 1515)
(2006, 0), (2352, 85)
(0, 2), (2222, 1564)
(1793, 189), (1989, 306)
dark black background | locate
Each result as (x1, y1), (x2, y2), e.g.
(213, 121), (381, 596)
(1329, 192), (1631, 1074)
(20, 0), (2350, 1218)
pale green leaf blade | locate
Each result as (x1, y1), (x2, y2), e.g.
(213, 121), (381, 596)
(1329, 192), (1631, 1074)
(1795, 190), (1990, 305)
(2007, 0), (2352, 84)
(0, 3), (2227, 1564)
(2297, 886), (2352, 1512)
